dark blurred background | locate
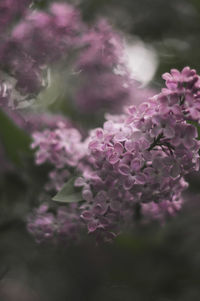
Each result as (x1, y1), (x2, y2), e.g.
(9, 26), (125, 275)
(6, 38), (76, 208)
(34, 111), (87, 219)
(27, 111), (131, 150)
(1, 0), (200, 300)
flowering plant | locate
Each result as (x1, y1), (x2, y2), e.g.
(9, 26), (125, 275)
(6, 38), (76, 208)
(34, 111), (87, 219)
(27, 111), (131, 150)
(0, 1), (200, 244)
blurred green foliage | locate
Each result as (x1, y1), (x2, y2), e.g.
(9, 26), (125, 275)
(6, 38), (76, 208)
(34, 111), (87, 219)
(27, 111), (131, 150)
(0, 109), (32, 166)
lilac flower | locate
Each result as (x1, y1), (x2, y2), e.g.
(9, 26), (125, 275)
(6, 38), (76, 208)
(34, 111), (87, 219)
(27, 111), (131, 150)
(183, 92), (200, 121)
(150, 115), (175, 139)
(31, 120), (87, 193)
(162, 67), (198, 93)
(141, 198), (184, 224)
(12, 3), (81, 65)
(160, 67), (200, 121)
(74, 17), (154, 115)
(158, 93), (182, 117)
(0, 2), (152, 116)
(31, 121), (86, 168)
(76, 19), (123, 70)
(74, 68), (200, 239)
(27, 204), (55, 243)
(27, 203), (83, 243)
(27, 64), (200, 240)
(73, 18), (131, 114)
(0, 2), (82, 96)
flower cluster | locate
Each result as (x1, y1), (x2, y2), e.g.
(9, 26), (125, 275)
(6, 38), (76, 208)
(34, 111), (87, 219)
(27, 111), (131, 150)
(12, 3), (81, 61)
(77, 19), (123, 70)
(160, 66), (200, 121)
(27, 203), (83, 244)
(32, 121), (85, 169)
(77, 111), (198, 237)
(29, 67), (200, 242)
(31, 121), (86, 192)
(75, 67), (200, 238)
(75, 19), (140, 114)
(0, 2), (82, 96)
(0, 2), (150, 116)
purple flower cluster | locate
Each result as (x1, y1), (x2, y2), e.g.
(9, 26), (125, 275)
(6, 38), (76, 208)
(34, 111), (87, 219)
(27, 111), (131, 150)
(141, 196), (184, 224)
(12, 3), (81, 64)
(0, 2), (150, 116)
(29, 119), (87, 243)
(32, 121), (85, 168)
(77, 19), (122, 69)
(0, 2), (82, 95)
(75, 19), (136, 114)
(160, 67), (200, 121)
(28, 67), (200, 242)
(74, 67), (200, 238)
(27, 203), (83, 244)
(31, 121), (86, 192)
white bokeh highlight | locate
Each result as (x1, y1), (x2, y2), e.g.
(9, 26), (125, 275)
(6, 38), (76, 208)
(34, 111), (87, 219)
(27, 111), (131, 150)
(124, 38), (159, 86)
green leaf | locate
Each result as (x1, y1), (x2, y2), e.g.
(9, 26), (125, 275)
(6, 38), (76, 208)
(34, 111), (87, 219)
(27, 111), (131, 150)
(53, 192), (82, 203)
(0, 109), (32, 166)
(52, 177), (83, 203)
